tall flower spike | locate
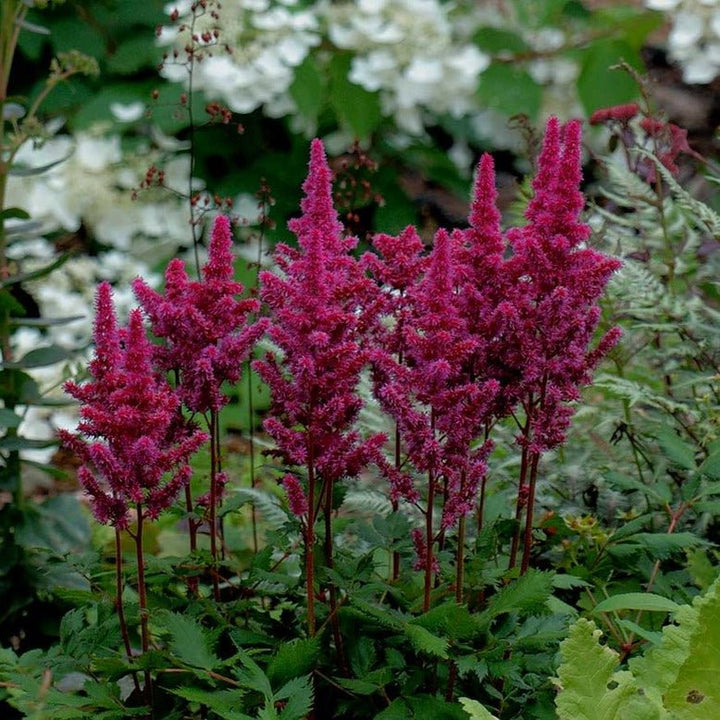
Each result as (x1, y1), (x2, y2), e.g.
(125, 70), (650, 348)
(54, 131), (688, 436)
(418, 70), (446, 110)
(467, 153), (504, 258)
(60, 284), (207, 529)
(133, 215), (267, 413)
(288, 138), (345, 245)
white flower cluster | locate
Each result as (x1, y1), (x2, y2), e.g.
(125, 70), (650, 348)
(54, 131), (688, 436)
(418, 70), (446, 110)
(7, 130), (192, 254)
(159, 0), (321, 117)
(646, 0), (720, 83)
(5, 129), (192, 466)
(158, 0), (584, 147)
(327, 0), (490, 134)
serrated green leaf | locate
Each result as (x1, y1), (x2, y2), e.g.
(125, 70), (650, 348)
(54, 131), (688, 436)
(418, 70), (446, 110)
(234, 652), (273, 701)
(169, 686), (250, 720)
(697, 449), (720, 481)
(654, 427), (697, 472)
(404, 623), (448, 660)
(459, 697), (500, 720)
(411, 603), (478, 641)
(594, 593), (679, 614)
(266, 638), (319, 687)
(277, 674), (313, 720)
(476, 62), (542, 121)
(157, 612), (219, 671)
(481, 569), (555, 623)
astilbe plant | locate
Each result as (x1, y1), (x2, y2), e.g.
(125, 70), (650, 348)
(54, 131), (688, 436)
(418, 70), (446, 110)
(59, 281), (207, 702)
(501, 118), (623, 571)
(133, 215), (267, 597)
(254, 139), (385, 642)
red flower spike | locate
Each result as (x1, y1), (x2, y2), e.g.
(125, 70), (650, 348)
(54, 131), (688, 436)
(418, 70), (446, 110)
(60, 284), (207, 529)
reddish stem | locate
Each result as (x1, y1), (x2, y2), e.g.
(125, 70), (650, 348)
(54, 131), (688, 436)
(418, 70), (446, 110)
(115, 529), (141, 697)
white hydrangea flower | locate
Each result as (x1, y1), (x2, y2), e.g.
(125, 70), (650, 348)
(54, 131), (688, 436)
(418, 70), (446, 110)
(326, 0), (492, 133)
(645, 0), (720, 83)
(6, 130), (193, 252)
(159, 0), (321, 115)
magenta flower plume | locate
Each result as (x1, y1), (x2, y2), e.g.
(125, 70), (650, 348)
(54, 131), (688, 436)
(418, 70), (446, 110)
(254, 139), (384, 492)
(133, 215), (268, 413)
(59, 282), (207, 528)
(503, 117), (622, 453)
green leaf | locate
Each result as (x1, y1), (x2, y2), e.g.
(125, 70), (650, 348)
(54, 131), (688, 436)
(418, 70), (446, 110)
(0, 369), (40, 404)
(631, 574), (720, 717)
(169, 687), (250, 720)
(4, 345), (73, 370)
(404, 623), (449, 660)
(577, 40), (643, 115)
(459, 697), (500, 720)
(472, 27), (528, 55)
(593, 593), (680, 614)
(234, 652), (273, 701)
(266, 638), (319, 687)
(0, 254), (70, 288)
(71, 82), (155, 131)
(15, 494), (91, 553)
(411, 603), (478, 641)
(697, 446), (720, 481)
(0, 408), (22, 428)
(554, 618), (652, 720)
(289, 55), (325, 120)
(277, 675), (313, 720)
(329, 54), (382, 139)
(476, 62), (542, 121)
(157, 612), (219, 670)
(107, 36), (163, 75)
(1, 208), (31, 221)
(481, 568), (555, 622)
(654, 427), (697, 472)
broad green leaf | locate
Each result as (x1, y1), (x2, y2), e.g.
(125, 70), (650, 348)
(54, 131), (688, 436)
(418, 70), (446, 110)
(594, 593), (679, 614)
(329, 54), (382, 139)
(554, 618), (653, 720)
(0, 409), (22, 428)
(632, 575), (720, 718)
(459, 697), (500, 720)
(411, 603), (478, 641)
(5, 345), (73, 370)
(107, 36), (163, 75)
(577, 40), (643, 115)
(157, 612), (219, 671)
(472, 27), (528, 55)
(290, 55), (325, 120)
(476, 62), (542, 121)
